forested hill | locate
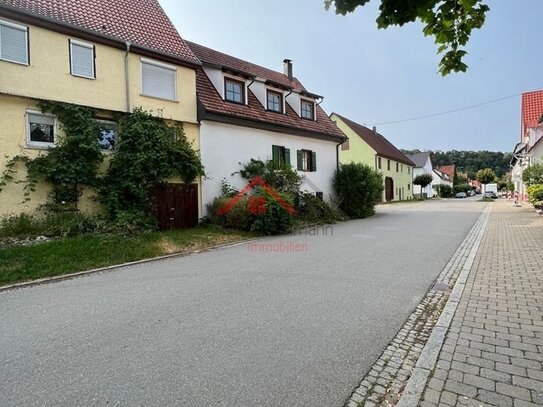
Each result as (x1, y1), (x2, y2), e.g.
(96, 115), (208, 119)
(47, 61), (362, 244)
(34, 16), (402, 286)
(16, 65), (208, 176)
(402, 150), (512, 178)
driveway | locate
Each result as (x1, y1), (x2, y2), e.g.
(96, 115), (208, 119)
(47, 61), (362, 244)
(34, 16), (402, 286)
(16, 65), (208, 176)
(0, 200), (485, 407)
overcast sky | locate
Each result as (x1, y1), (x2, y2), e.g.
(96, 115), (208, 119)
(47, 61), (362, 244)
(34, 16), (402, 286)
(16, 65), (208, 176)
(160, 0), (542, 153)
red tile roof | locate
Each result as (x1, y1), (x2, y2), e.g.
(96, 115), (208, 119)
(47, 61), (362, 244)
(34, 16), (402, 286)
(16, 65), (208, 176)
(437, 165), (455, 179)
(332, 113), (414, 166)
(187, 41), (304, 92)
(188, 42), (344, 141)
(0, 0), (199, 64)
(521, 90), (543, 135)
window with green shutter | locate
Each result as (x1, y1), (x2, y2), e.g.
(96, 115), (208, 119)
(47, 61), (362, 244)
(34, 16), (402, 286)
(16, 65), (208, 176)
(297, 149), (316, 172)
(272, 145), (289, 169)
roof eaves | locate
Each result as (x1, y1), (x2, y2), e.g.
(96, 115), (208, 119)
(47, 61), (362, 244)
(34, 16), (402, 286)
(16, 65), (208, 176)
(0, 4), (202, 68)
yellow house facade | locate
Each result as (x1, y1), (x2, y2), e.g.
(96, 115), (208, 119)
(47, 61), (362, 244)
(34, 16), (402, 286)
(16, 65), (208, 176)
(331, 113), (415, 202)
(0, 1), (202, 217)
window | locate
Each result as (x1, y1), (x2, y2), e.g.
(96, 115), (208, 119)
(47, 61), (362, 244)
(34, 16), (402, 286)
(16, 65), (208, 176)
(315, 192), (323, 200)
(272, 145), (290, 168)
(378, 157), (382, 169)
(267, 90), (282, 112)
(141, 58), (176, 100)
(401, 164), (404, 173)
(224, 78), (244, 104)
(396, 162), (399, 172)
(387, 160), (391, 171)
(27, 111), (55, 146)
(297, 149), (316, 172)
(70, 39), (95, 78)
(301, 99), (314, 120)
(0, 19), (29, 65)
(97, 121), (117, 150)
(408, 183), (411, 191)
(408, 167), (411, 175)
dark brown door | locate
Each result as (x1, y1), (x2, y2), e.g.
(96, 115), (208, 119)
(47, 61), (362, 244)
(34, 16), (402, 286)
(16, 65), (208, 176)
(385, 177), (394, 202)
(152, 183), (198, 230)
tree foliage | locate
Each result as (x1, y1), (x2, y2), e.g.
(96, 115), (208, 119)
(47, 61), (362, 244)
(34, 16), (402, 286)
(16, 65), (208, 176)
(475, 167), (496, 185)
(522, 164), (543, 187)
(325, 0), (490, 75)
(333, 162), (383, 218)
(403, 149), (511, 179)
(98, 108), (204, 217)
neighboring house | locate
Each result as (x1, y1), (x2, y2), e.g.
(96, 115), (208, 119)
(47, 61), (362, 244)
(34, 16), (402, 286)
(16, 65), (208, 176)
(0, 0), (201, 218)
(436, 165), (456, 183)
(407, 152), (434, 199)
(331, 113), (415, 202)
(186, 41), (345, 212)
(432, 168), (453, 195)
(511, 90), (543, 195)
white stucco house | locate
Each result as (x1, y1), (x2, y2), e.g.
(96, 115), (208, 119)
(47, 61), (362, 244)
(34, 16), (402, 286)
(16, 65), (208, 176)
(432, 168), (453, 193)
(186, 41), (346, 213)
(406, 152), (434, 198)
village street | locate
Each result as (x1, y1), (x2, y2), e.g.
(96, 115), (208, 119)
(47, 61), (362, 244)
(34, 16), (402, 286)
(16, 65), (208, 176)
(0, 199), (487, 407)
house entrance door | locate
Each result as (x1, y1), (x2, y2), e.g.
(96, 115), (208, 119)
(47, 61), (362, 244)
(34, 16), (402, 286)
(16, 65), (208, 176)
(385, 177), (394, 202)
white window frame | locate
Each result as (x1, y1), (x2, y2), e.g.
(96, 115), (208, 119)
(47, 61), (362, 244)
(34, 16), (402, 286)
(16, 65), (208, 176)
(266, 88), (284, 113)
(0, 18), (29, 65)
(140, 57), (177, 101)
(26, 110), (57, 148)
(69, 39), (95, 79)
(300, 98), (315, 120)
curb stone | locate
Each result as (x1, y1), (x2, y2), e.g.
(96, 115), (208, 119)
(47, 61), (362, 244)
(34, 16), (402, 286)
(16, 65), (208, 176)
(395, 205), (491, 407)
(344, 204), (491, 407)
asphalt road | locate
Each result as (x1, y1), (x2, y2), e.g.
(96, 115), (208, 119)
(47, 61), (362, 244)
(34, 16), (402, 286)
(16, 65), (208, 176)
(0, 199), (485, 407)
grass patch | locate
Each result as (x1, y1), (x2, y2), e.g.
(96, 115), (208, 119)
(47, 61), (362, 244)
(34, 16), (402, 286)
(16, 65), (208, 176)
(0, 226), (254, 286)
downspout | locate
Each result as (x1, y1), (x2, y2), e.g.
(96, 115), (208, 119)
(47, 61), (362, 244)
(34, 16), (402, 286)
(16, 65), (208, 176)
(124, 41), (131, 112)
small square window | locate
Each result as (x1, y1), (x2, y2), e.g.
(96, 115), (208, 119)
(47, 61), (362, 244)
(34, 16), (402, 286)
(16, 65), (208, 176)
(0, 19), (29, 65)
(27, 112), (55, 146)
(97, 121), (117, 150)
(267, 90), (282, 112)
(301, 99), (314, 120)
(225, 78), (244, 104)
(70, 39), (95, 78)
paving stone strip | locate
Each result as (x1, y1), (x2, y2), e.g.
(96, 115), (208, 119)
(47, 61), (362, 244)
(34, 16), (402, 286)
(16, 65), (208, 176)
(345, 205), (491, 407)
(417, 202), (543, 407)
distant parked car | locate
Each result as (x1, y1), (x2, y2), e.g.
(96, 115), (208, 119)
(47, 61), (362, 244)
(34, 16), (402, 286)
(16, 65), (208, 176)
(467, 190), (475, 197)
(484, 191), (498, 199)
(455, 192), (467, 198)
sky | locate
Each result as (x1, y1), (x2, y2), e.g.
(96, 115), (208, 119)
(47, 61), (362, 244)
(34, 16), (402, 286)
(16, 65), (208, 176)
(159, 0), (543, 153)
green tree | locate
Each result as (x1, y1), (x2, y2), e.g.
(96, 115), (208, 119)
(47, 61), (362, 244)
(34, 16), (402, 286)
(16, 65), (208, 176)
(98, 108), (204, 218)
(413, 173), (433, 199)
(522, 163), (543, 187)
(475, 168), (496, 185)
(333, 162), (383, 218)
(325, 0), (489, 75)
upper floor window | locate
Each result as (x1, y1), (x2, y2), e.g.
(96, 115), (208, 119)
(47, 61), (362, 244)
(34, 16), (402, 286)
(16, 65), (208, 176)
(378, 157), (382, 169)
(387, 159), (391, 171)
(225, 78), (244, 104)
(70, 39), (95, 79)
(267, 90), (282, 112)
(141, 58), (177, 101)
(301, 99), (314, 120)
(0, 19), (29, 65)
(27, 111), (56, 147)
(396, 162), (399, 172)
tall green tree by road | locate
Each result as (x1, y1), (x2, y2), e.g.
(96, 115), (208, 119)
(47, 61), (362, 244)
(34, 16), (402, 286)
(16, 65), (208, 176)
(413, 173), (434, 199)
(475, 168), (496, 185)
(522, 163), (543, 187)
(325, 0), (489, 75)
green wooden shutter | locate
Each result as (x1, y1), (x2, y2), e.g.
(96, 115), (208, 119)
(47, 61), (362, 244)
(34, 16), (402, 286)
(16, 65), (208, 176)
(297, 150), (303, 171)
(272, 145), (280, 166)
(311, 151), (317, 172)
(284, 148), (291, 168)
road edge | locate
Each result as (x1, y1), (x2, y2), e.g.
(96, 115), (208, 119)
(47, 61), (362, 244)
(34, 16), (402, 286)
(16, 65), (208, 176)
(395, 204), (492, 406)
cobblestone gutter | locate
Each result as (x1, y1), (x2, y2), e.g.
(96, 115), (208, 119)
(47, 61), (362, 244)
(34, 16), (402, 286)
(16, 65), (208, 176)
(345, 205), (491, 407)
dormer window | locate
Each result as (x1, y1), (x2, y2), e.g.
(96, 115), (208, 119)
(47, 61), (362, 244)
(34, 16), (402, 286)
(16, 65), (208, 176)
(267, 90), (282, 113)
(224, 77), (244, 104)
(301, 99), (314, 120)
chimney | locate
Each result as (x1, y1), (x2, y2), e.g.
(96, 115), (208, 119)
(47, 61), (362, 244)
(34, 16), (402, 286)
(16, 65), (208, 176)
(372, 126), (377, 133)
(283, 59), (293, 80)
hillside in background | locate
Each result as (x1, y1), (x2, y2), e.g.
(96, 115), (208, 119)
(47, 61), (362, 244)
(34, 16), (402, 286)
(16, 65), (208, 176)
(402, 150), (512, 179)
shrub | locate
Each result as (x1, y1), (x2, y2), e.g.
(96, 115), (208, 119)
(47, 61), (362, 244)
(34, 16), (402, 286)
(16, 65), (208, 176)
(0, 213), (41, 237)
(296, 192), (341, 224)
(453, 183), (470, 193)
(249, 188), (294, 235)
(333, 162), (383, 219)
(206, 196), (253, 231)
(522, 164), (543, 186)
(527, 184), (543, 206)
(436, 184), (454, 198)
(239, 159), (302, 195)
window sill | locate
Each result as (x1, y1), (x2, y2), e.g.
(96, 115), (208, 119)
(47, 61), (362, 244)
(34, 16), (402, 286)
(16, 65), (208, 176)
(71, 73), (96, 80)
(266, 109), (284, 114)
(225, 99), (246, 106)
(140, 94), (179, 103)
(1, 57), (29, 66)
(26, 143), (55, 150)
